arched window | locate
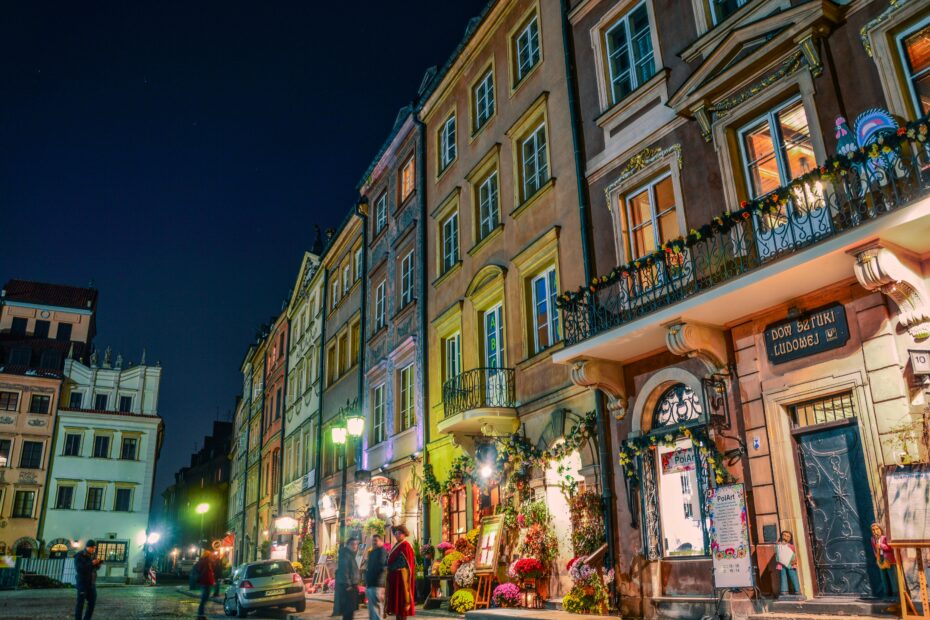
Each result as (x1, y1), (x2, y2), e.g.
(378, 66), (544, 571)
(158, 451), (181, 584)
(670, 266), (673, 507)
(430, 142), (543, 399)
(641, 383), (709, 559)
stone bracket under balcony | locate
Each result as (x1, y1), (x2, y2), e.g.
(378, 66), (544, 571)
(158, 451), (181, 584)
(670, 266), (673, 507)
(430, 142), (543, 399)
(439, 367), (518, 454)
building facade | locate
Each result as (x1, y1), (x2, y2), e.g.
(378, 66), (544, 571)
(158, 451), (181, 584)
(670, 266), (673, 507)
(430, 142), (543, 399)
(0, 279), (98, 558)
(42, 355), (163, 581)
(258, 313), (288, 557)
(359, 106), (428, 544)
(245, 338), (266, 561)
(226, 394), (247, 563)
(557, 0), (930, 616)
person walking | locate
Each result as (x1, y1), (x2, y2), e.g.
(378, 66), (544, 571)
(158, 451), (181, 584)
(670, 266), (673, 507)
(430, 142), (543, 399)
(365, 534), (388, 620)
(385, 526), (415, 620)
(74, 540), (102, 620)
(193, 550), (216, 620)
(336, 537), (361, 620)
(211, 552), (224, 596)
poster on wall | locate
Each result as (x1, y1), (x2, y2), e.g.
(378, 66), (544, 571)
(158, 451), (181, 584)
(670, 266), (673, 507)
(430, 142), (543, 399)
(884, 464), (930, 542)
(706, 483), (753, 589)
(474, 515), (504, 574)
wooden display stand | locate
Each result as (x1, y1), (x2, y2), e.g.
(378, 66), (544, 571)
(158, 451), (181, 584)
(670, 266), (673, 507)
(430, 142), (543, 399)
(474, 573), (493, 609)
(891, 542), (930, 620)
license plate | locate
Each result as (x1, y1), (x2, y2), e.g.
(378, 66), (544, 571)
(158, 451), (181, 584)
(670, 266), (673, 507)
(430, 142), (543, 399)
(264, 589), (285, 596)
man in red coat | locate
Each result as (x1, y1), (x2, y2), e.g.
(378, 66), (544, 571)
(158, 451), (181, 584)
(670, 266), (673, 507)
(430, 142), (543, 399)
(385, 525), (416, 619)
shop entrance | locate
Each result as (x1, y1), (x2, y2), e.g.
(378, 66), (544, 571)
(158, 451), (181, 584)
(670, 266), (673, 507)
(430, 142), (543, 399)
(794, 400), (879, 597)
(544, 447), (582, 598)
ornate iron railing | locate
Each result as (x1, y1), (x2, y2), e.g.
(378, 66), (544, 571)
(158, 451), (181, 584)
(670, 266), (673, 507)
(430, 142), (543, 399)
(562, 124), (930, 346)
(442, 367), (516, 419)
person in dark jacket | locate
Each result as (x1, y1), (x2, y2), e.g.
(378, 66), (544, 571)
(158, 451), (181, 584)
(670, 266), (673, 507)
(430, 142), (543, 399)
(74, 540), (102, 620)
(365, 535), (388, 620)
(335, 538), (361, 620)
(193, 550), (216, 620)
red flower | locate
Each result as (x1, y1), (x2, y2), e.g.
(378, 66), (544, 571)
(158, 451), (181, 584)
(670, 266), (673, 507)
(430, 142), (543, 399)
(742, 212), (750, 219)
(566, 557), (580, 571)
(739, 200), (749, 208)
(897, 127), (907, 136)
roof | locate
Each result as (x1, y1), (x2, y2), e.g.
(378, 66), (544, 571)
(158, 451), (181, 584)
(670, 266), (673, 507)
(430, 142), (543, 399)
(2, 279), (98, 311)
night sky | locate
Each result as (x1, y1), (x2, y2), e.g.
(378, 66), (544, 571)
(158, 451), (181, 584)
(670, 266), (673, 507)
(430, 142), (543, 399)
(1, 1), (487, 496)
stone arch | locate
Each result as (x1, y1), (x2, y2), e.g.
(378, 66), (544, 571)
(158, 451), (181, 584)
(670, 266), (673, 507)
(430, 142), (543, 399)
(630, 367), (704, 436)
(464, 264), (507, 299)
(47, 537), (72, 558)
(13, 536), (38, 558)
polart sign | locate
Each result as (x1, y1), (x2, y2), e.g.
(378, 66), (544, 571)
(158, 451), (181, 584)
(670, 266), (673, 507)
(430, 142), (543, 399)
(706, 483), (753, 589)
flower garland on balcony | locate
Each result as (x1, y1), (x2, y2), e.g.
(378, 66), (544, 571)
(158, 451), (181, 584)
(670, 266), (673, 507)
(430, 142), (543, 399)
(556, 114), (930, 309)
(618, 425), (733, 488)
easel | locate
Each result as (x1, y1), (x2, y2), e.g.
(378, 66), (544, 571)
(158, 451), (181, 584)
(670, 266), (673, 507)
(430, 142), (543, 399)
(891, 542), (930, 619)
(311, 562), (331, 590)
(474, 573), (493, 609)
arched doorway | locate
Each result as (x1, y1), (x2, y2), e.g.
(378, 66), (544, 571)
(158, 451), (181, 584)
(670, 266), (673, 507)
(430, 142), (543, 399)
(14, 537), (36, 558)
(47, 538), (71, 558)
(544, 444), (582, 598)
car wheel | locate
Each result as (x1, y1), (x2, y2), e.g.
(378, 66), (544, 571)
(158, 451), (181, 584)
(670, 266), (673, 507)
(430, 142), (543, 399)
(236, 599), (248, 618)
(223, 597), (235, 617)
(295, 599), (306, 613)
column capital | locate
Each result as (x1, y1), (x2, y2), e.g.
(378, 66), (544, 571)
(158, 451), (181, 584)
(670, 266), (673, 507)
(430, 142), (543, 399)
(664, 319), (728, 373)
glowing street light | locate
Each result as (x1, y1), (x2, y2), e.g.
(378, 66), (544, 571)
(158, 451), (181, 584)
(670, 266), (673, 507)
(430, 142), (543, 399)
(331, 426), (348, 445)
(146, 532), (161, 545)
(479, 464), (493, 479)
(346, 414), (365, 438)
(195, 502), (210, 546)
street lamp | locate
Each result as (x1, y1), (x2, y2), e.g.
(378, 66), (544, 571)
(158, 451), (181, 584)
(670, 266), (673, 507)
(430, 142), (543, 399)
(196, 502), (210, 548)
(333, 400), (364, 539)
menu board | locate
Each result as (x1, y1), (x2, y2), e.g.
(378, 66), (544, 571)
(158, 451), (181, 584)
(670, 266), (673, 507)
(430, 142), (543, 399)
(706, 483), (753, 589)
(884, 464), (930, 543)
(475, 515), (504, 574)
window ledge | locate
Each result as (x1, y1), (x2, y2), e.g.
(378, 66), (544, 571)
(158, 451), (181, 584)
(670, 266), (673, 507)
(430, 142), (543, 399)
(516, 341), (565, 372)
(511, 178), (556, 220)
(468, 225), (505, 257)
(396, 191), (416, 214)
(368, 325), (388, 345)
(470, 115), (496, 143)
(432, 261), (463, 289)
(510, 62), (542, 99)
(436, 160), (457, 183)
(595, 69), (669, 133)
(392, 300), (417, 323)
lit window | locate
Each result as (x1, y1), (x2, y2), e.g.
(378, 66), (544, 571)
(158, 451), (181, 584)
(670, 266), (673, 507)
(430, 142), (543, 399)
(439, 113), (457, 171)
(898, 19), (930, 115)
(375, 193), (388, 234)
(514, 13), (541, 83)
(520, 123), (549, 201)
(739, 99), (814, 198)
(441, 211), (459, 273)
(338, 333), (349, 374)
(474, 69), (495, 130)
(400, 251), (414, 307)
(398, 364), (414, 432)
(478, 171), (500, 240)
(531, 267), (560, 354)
(623, 174), (680, 262)
(604, 3), (654, 104)
(400, 156), (416, 201)
(372, 384), (385, 444)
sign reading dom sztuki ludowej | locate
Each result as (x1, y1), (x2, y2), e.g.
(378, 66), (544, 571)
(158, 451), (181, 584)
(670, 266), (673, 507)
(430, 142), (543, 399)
(707, 483), (753, 589)
(764, 303), (850, 365)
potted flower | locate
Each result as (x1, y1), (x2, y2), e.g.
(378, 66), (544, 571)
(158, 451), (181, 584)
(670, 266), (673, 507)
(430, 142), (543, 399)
(437, 541), (454, 554)
(454, 561), (476, 589)
(449, 588), (476, 613)
(491, 582), (522, 608)
(508, 558), (544, 582)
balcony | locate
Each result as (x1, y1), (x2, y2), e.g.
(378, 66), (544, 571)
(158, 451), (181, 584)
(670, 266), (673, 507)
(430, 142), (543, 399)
(439, 367), (518, 452)
(555, 122), (930, 364)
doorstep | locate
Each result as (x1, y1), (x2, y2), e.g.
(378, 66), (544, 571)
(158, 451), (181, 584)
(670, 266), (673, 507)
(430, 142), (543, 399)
(465, 609), (612, 620)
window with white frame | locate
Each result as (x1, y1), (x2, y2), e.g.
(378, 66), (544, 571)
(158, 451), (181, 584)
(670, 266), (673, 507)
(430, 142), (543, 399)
(444, 332), (462, 383)
(474, 69), (495, 130)
(372, 383), (385, 444)
(354, 247), (363, 281)
(439, 113), (457, 171)
(604, 3), (655, 105)
(739, 98), (815, 198)
(375, 193), (388, 234)
(478, 171), (500, 240)
(531, 267), (560, 354)
(898, 19), (930, 115)
(441, 211), (459, 273)
(514, 13), (541, 83)
(342, 264), (351, 294)
(520, 123), (549, 201)
(331, 279), (339, 309)
(623, 174), (680, 262)
(398, 364), (414, 431)
(400, 251), (414, 307)
(374, 281), (386, 331)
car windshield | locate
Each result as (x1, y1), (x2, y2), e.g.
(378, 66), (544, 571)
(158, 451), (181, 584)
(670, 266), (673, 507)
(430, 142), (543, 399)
(245, 561), (294, 578)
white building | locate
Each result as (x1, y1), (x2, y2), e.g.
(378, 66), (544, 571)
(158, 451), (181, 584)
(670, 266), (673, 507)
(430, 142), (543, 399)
(40, 353), (163, 581)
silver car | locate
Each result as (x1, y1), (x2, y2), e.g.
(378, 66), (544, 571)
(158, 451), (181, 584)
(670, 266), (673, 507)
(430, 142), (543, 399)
(223, 560), (306, 616)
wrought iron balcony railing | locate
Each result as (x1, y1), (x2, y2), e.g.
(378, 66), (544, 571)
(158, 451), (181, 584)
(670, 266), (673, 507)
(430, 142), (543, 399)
(560, 119), (930, 346)
(442, 367), (516, 419)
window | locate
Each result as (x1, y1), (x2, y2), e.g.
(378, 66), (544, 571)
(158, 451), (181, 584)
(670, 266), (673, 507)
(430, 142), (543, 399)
(343, 264), (351, 294)
(791, 392), (855, 428)
(12, 490), (35, 518)
(514, 13), (541, 83)
(444, 332), (462, 383)
(85, 487), (104, 511)
(623, 174), (680, 263)
(604, 3), (655, 105)
(0, 392), (18, 412)
(56, 323), (73, 342)
(63, 433), (82, 456)
(448, 487), (467, 537)
(39, 350), (60, 370)
(483, 304), (504, 369)
(10, 317), (27, 336)
(0, 439), (10, 467)
(680, 473), (692, 496)
(94, 394), (108, 411)
(739, 99), (814, 198)
(398, 364), (414, 432)
(374, 193), (388, 234)
(96, 541), (127, 562)
(374, 281), (386, 331)
(898, 20), (930, 115)
(118, 396), (132, 413)
(275, 387), (283, 419)
(8, 347), (30, 366)
(34, 320), (50, 338)
(68, 391), (83, 409)
(441, 211), (459, 273)
(439, 113), (457, 171)
(354, 247), (363, 281)
(520, 123), (549, 201)
(114, 488), (132, 512)
(56, 485), (74, 509)
(338, 333), (349, 374)
(711, 0), (749, 25)
(400, 155), (415, 202)
(478, 171), (500, 240)
(473, 68), (495, 130)
(20, 441), (42, 469)
(326, 346), (337, 385)
(372, 383), (386, 445)
(350, 322), (360, 367)
(531, 267), (560, 354)
(93, 435), (110, 458)
(400, 251), (414, 307)
(331, 279), (339, 309)
(121, 437), (138, 460)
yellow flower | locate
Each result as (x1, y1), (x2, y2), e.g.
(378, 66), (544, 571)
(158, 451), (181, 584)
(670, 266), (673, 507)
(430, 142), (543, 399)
(715, 475), (723, 484)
